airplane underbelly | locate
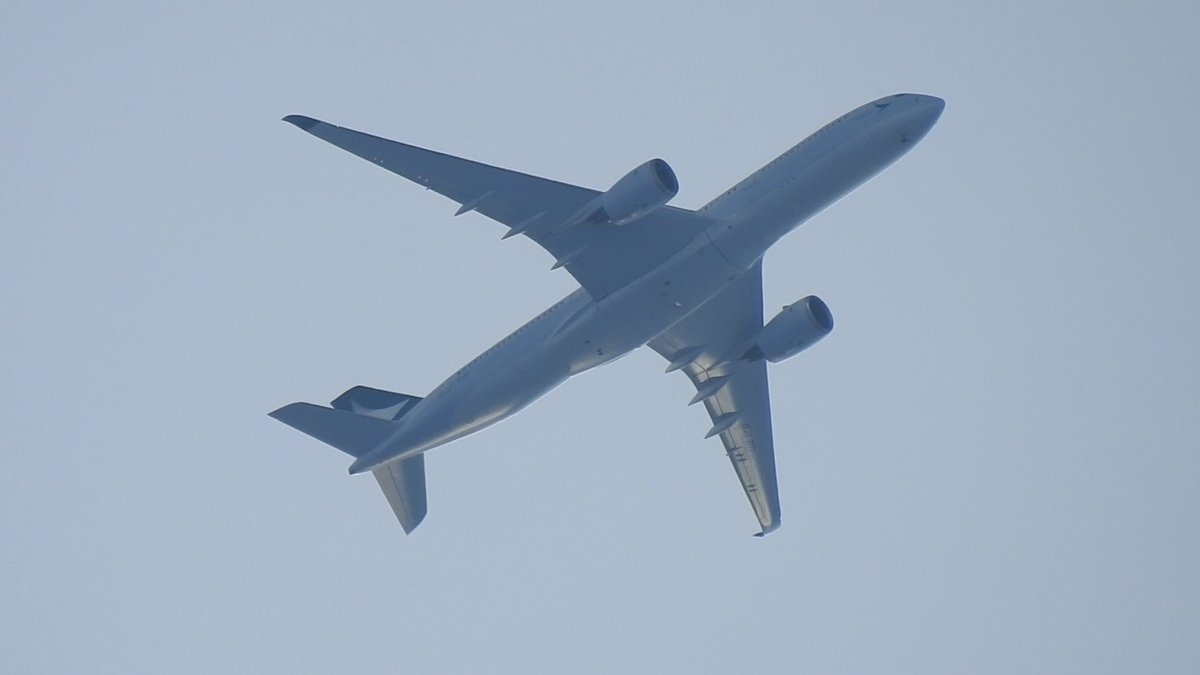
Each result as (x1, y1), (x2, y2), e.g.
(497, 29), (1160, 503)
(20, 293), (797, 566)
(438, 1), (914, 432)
(709, 124), (921, 268)
(390, 238), (740, 452)
(391, 351), (572, 459)
(563, 237), (740, 374)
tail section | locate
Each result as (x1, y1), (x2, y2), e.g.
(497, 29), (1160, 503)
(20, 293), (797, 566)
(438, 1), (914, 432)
(268, 403), (396, 458)
(372, 457), (427, 534)
(272, 385), (429, 533)
(330, 385), (422, 420)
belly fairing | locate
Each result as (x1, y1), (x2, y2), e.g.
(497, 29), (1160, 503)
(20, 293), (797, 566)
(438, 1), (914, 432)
(555, 234), (741, 375)
(382, 235), (741, 461)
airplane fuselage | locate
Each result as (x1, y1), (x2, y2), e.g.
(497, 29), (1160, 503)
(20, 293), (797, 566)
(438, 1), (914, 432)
(347, 93), (944, 474)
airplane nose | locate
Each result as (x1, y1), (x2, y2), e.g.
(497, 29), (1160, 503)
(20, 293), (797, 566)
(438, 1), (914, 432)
(876, 94), (945, 147)
(920, 95), (946, 118)
(871, 93), (945, 124)
(903, 94), (945, 138)
(895, 93), (944, 116)
(919, 96), (945, 128)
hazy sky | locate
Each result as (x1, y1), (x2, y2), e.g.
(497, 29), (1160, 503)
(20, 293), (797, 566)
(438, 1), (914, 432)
(4, 2), (1198, 673)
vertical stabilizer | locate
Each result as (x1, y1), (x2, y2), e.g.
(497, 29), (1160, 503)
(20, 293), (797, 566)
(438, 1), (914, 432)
(372, 458), (428, 533)
(330, 385), (429, 533)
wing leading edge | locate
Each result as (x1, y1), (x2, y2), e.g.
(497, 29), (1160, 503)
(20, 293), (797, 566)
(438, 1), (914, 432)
(283, 115), (712, 299)
(648, 262), (782, 535)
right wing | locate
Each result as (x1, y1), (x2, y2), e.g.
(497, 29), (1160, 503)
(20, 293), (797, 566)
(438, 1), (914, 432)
(284, 115), (711, 299)
(648, 262), (783, 535)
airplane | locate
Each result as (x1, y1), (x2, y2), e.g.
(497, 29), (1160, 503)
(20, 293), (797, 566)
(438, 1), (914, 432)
(271, 93), (944, 536)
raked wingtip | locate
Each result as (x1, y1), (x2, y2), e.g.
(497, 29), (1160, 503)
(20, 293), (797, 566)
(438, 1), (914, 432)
(283, 115), (320, 131)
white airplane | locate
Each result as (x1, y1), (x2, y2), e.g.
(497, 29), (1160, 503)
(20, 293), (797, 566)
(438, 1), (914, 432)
(271, 93), (944, 535)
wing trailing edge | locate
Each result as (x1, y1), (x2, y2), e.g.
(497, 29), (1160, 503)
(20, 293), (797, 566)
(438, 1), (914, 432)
(281, 114), (714, 299)
(648, 262), (782, 536)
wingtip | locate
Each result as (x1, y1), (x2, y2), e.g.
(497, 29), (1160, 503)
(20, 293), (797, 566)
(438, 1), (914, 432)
(399, 512), (427, 535)
(283, 114), (320, 131)
(267, 402), (302, 420)
(754, 520), (781, 537)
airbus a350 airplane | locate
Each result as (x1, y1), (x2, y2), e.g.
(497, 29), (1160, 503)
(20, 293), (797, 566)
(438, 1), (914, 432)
(271, 93), (944, 535)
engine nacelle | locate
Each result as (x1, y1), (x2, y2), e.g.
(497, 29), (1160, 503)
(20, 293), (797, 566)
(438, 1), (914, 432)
(747, 296), (834, 363)
(596, 158), (679, 225)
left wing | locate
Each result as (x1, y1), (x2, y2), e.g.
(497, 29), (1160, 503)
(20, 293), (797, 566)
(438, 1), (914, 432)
(284, 115), (711, 299)
(648, 262), (782, 535)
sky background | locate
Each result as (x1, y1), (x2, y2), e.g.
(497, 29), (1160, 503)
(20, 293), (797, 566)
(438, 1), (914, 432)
(4, 1), (1198, 673)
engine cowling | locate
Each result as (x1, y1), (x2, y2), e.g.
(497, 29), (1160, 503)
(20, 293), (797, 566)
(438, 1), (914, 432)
(747, 296), (834, 363)
(596, 158), (679, 225)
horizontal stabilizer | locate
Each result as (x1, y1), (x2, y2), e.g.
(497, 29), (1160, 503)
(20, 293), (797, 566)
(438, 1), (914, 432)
(269, 402), (395, 458)
(331, 386), (422, 420)
(373, 456), (428, 534)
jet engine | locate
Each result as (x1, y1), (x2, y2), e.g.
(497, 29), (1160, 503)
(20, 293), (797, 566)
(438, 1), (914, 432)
(746, 296), (834, 363)
(594, 158), (679, 225)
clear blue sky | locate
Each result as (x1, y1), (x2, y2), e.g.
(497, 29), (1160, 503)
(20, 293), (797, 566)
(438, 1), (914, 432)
(4, 2), (1198, 673)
